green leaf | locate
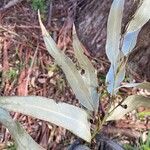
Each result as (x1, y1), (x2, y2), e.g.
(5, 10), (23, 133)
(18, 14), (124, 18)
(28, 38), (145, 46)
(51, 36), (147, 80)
(106, 0), (125, 64)
(72, 26), (99, 111)
(38, 11), (95, 111)
(0, 96), (91, 142)
(107, 95), (150, 121)
(127, 0), (150, 33)
(138, 111), (150, 118)
(0, 108), (44, 150)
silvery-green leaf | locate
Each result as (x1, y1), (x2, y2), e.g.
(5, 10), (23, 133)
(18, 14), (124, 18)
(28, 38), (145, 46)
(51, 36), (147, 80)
(72, 26), (99, 111)
(38, 11), (94, 111)
(106, 65), (115, 94)
(114, 63), (126, 93)
(106, 62), (126, 94)
(0, 108), (44, 150)
(0, 96), (91, 142)
(106, 0), (125, 64)
(127, 0), (150, 33)
(135, 82), (150, 91)
(121, 29), (140, 56)
(116, 82), (150, 92)
(107, 95), (150, 121)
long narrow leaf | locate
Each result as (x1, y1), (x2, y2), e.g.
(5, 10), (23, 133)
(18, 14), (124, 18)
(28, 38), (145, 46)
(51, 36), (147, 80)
(0, 96), (91, 142)
(106, 0), (125, 64)
(127, 0), (150, 33)
(0, 108), (44, 150)
(38, 11), (94, 111)
(105, 0), (125, 94)
(72, 26), (99, 111)
(107, 95), (150, 121)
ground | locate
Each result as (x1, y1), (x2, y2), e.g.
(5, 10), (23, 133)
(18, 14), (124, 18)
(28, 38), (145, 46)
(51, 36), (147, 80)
(0, 0), (149, 150)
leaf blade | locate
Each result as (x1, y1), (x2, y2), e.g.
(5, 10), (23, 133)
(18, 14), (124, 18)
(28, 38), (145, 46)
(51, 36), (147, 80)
(107, 95), (150, 121)
(0, 96), (91, 142)
(105, 0), (125, 94)
(116, 82), (150, 92)
(121, 29), (140, 56)
(106, 0), (125, 64)
(106, 62), (126, 94)
(38, 11), (94, 111)
(127, 0), (150, 33)
(0, 108), (44, 150)
(72, 26), (99, 111)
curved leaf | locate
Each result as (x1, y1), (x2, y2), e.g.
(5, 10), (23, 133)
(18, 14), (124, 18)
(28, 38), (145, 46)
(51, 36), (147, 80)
(38, 11), (94, 111)
(106, 0), (125, 64)
(0, 96), (91, 142)
(0, 108), (44, 150)
(127, 0), (150, 33)
(72, 26), (99, 111)
(107, 95), (150, 121)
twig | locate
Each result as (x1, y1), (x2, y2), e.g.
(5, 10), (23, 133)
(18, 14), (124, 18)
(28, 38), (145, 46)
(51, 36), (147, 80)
(24, 44), (39, 96)
(15, 25), (40, 29)
(102, 126), (141, 139)
(2, 40), (11, 92)
(47, 0), (53, 27)
(0, 0), (24, 11)
(0, 25), (19, 37)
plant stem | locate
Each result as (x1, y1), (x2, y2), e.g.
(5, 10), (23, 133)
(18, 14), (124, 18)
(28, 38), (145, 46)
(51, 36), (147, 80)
(91, 97), (113, 139)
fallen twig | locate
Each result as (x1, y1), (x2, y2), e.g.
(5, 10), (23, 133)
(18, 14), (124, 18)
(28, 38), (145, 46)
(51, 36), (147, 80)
(47, 0), (53, 27)
(102, 126), (141, 139)
(0, 0), (24, 11)
(24, 44), (39, 95)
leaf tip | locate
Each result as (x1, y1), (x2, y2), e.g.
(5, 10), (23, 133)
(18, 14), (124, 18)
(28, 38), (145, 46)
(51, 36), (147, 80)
(38, 10), (49, 37)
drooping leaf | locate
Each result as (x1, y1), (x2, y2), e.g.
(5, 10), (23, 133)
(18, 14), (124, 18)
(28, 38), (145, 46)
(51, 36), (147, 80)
(106, 0), (125, 64)
(0, 108), (44, 150)
(72, 26), (99, 111)
(107, 95), (150, 121)
(121, 29), (140, 56)
(38, 11), (95, 111)
(127, 0), (150, 33)
(0, 96), (91, 142)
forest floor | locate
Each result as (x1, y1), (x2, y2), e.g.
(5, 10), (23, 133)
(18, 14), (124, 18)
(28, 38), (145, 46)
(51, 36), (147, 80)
(0, 0), (149, 150)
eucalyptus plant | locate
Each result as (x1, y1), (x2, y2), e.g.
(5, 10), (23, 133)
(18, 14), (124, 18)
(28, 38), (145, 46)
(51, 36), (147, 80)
(0, 0), (150, 149)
